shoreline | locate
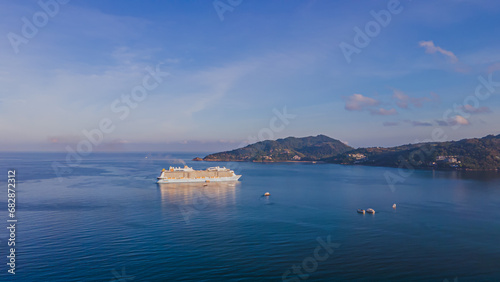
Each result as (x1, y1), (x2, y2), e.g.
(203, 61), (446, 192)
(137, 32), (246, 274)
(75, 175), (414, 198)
(198, 158), (499, 171)
(201, 159), (324, 164)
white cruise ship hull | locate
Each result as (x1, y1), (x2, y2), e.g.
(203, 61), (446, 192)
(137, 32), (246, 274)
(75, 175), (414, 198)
(156, 165), (241, 184)
(157, 175), (241, 184)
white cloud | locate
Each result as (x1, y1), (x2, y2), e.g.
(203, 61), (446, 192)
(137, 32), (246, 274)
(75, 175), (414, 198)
(392, 89), (437, 109)
(344, 94), (397, 116)
(450, 115), (470, 125)
(344, 94), (379, 111)
(419, 41), (458, 63)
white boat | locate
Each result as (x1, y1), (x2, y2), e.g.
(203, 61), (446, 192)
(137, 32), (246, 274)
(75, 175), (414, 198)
(157, 165), (241, 184)
(366, 208), (375, 214)
(357, 209), (365, 214)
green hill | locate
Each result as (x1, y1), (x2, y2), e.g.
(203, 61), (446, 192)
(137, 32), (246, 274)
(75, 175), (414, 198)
(324, 134), (500, 170)
(203, 135), (353, 162)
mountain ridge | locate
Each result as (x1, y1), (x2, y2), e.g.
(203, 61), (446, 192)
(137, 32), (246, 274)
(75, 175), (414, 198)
(201, 133), (500, 170)
(203, 135), (353, 162)
(324, 134), (500, 170)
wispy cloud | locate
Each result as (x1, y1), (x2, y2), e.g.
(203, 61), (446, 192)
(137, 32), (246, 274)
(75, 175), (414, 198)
(369, 108), (398, 116)
(344, 94), (396, 116)
(404, 120), (433, 127)
(460, 105), (491, 114)
(419, 41), (458, 63)
(435, 119), (449, 126)
(436, 115), (470, 126)
(412, 121), (433, 127)
(383, 121), (399, 126)
(172, 61), (257, 117)
(450, 115), (470, 125)
(488, 62), (500, 73)
(392, 89), (439, 109)
(344, 94), (379, 111)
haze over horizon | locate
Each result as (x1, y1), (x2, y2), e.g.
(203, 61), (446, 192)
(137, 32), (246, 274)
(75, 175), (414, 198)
(1, 0), (500, 152)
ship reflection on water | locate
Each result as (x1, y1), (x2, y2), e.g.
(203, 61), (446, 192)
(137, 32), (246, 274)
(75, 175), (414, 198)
(158, 181), (238, 211)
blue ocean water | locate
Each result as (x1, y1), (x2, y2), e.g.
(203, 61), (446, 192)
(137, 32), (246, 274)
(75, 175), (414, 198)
(1, 152), (500, 281)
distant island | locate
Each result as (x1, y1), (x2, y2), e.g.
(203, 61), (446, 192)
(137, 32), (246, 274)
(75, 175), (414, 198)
(199, 134), (500, 171)
(325, 133), (500, 170)
(203, 135), (352, 162)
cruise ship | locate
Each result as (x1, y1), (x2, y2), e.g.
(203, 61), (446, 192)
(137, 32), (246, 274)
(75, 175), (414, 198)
(157, 166), (241, 183)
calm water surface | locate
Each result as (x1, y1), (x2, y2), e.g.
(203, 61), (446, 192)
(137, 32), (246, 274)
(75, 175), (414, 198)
(1, 152), (499, 281)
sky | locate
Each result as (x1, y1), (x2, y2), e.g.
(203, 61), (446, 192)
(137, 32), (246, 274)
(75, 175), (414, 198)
(1, 0), (500, 152)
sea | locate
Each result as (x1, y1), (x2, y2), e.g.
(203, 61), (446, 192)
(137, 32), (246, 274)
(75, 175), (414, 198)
(1, 152), (499, 281)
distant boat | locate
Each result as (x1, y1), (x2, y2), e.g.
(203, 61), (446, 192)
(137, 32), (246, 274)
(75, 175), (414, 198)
(357, 209), (365, 214)
(264, 192), (270, 196)
(393, 204), (397, 209)
(366, 208), (375, 214)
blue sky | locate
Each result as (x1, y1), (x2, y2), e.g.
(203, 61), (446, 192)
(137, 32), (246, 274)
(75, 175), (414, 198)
(1, 0), (500, 152)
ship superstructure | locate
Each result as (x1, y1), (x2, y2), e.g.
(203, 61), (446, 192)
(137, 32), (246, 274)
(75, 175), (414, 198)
(157, 166), (241, 183)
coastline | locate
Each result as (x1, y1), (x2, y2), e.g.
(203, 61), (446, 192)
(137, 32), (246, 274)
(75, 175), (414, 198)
(200, 158), (324, 164)
(198, 158), (499, 171)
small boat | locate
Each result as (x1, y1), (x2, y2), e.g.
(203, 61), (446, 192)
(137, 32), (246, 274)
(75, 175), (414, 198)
(392, 204), (397, 209)
(264, 192), (270, 196)
(357, 209), (365, 214)
(366, 208), (375, 214)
